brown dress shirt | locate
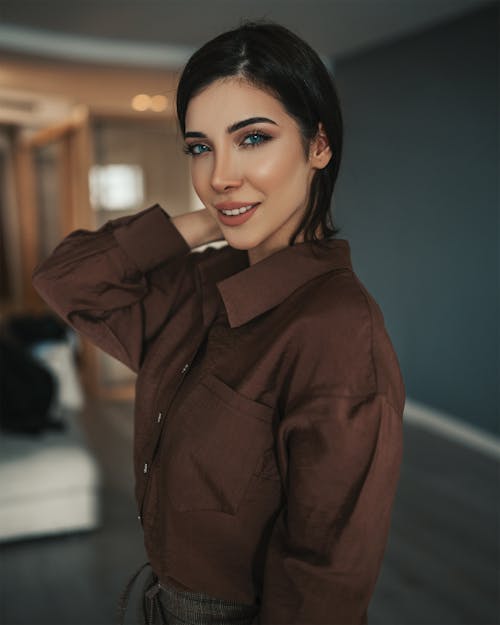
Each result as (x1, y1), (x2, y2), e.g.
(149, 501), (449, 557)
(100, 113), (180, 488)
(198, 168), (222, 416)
(31, 203), (405, 624)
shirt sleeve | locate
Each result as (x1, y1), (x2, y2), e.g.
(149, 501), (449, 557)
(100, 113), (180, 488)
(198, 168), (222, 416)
(255, 391), (403, 625)
(31, 203), (198, 374)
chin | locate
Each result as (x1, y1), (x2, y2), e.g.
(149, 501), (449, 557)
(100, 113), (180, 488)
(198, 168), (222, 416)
(220, 229), (257, 249)
(223, 237), (253, 251)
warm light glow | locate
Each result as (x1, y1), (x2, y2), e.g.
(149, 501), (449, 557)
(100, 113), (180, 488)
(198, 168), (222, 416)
(150, 94), (168, 112)
(131, 93), (151, 111)
(89, 164), (144, 211)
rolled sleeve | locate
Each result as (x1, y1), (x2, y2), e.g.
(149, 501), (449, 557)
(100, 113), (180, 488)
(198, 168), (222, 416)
(31, 204), (193, 373)
(112, 203), (190, 273)
(256, 392), (403, 625)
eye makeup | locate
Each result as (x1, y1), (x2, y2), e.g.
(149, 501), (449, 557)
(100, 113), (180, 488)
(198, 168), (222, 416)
(183, 130), (273, 157)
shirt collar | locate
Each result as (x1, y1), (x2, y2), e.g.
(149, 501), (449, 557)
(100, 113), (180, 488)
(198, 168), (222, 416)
(196, 238), (352, 328)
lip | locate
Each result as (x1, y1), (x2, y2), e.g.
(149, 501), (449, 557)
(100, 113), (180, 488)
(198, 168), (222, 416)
(214, 201), (260, 211)
(215, 202), (260, 227)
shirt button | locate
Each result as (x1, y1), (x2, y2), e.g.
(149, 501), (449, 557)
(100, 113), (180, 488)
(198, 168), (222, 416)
(137, 514), (142, 521)
(181, 363), (190, 374)
(143, 463), (148, 474)
(157, 411), (162, 423)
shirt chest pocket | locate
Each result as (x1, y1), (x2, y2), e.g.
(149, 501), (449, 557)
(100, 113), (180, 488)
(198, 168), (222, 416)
(162, 372), (276, 515)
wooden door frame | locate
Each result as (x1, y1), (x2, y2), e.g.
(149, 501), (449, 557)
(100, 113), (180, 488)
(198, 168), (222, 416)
(13, 107), (105, 399)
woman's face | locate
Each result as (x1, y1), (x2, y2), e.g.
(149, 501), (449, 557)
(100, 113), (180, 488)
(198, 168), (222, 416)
(183, 77), (330, 264)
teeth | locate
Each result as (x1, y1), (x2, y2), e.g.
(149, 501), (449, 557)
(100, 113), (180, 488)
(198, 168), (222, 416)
(221, 204), (255, 216)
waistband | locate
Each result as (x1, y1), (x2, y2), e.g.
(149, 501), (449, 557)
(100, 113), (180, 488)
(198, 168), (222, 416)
(116, 561), (259, 625)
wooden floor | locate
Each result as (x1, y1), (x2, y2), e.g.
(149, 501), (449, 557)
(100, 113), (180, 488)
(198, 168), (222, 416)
(0, 397), (498, 625)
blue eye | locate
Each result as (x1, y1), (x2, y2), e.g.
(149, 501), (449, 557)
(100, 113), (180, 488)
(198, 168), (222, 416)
(242, 131), (271, 147)
(183, 143), (209, 156)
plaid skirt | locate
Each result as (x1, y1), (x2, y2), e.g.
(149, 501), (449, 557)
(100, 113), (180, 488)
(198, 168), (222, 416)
(117, 562), (260, 625)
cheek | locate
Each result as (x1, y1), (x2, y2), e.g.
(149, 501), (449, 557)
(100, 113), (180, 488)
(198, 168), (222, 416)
(249, 146), (305, 189)
(190, 161), (210, 195)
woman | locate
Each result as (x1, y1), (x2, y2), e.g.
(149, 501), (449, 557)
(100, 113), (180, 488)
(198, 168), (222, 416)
(32, 19), (405, 625)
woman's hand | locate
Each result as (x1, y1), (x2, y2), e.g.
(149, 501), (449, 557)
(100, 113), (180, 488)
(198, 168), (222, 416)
(201, 207), (226, 244)
(170, 207), (225, 250)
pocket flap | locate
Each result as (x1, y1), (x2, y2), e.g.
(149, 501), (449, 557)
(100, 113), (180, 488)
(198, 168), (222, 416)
(198, 373), (274, 423)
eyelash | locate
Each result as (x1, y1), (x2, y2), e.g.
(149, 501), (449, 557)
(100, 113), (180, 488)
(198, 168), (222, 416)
(182, 130), (272, 157)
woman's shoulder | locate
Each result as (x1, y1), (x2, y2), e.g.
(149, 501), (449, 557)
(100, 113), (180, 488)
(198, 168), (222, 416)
(293, 267), (376, 330)
(288, 268), (402, 399)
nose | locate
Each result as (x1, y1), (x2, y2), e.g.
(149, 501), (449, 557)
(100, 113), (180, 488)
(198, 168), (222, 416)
(210, 147), (243, 193)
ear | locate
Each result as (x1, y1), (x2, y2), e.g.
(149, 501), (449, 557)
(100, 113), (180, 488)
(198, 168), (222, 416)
(309, 122), (332, 169)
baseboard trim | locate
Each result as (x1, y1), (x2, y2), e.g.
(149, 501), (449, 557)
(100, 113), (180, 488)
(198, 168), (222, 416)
(404, 397), (500, 460)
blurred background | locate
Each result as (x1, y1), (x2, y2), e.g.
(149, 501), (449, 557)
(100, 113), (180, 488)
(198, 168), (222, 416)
(0, 1), (498, 624)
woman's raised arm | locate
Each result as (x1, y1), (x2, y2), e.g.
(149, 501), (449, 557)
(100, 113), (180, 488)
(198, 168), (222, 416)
(31, 204), (222, 373)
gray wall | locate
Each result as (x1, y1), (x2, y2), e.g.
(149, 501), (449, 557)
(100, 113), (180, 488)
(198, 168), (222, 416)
(332, 4), (498, 435)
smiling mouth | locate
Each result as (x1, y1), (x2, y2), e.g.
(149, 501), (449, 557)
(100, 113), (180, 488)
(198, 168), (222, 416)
(218, 203), (260, 216)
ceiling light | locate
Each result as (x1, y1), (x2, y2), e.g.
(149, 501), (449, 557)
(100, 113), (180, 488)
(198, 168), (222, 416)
(131, 94), (151, 111)
(150, 94), (168, 112)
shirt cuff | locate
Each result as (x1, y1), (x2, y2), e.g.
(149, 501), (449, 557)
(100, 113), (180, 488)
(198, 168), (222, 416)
(113, 203), (191, 273)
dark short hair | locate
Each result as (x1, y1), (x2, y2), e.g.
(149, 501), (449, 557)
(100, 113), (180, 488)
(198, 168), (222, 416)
(175, 18), (343, 248)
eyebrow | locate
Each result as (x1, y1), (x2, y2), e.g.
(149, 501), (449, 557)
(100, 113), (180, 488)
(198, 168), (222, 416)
(184, 116), (278, 139)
